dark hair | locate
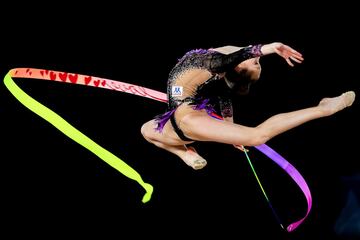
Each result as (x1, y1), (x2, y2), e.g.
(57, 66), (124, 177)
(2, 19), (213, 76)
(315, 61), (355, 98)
(225, 68), (254, 95)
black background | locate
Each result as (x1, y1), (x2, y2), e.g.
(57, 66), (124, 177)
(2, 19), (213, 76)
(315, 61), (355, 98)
(1, 3), (359, 239)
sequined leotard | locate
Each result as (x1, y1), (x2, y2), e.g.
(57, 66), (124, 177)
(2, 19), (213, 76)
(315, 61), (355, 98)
(155, 44), (263, 141)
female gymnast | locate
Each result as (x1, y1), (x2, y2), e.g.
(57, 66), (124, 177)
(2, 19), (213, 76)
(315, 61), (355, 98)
(141, 42), (355, 170)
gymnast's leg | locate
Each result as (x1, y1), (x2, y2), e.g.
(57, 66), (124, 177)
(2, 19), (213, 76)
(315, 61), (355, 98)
(141, 119), (207, 170)
(141, 91), (355, 169)
(180, 91), (355, 146)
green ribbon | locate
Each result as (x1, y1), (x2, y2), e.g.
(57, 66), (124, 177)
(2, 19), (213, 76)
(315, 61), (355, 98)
(3, 72), (153, 203)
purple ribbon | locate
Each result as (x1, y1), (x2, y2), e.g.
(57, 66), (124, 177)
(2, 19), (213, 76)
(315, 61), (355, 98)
(255, 144), (312, 232)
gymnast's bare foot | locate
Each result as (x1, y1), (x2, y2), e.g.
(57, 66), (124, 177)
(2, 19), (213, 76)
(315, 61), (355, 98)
(182, 146), (207, 170)
(319, 91), (355, 116)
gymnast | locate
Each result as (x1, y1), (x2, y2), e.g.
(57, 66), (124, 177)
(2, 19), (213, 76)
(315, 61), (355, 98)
(141, 42), (355, 170)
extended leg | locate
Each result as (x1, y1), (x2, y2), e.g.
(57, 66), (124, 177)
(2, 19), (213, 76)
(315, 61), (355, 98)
(180, 91), (355, 146)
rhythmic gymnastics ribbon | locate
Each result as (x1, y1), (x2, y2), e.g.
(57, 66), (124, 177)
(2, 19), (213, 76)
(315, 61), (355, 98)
(3, 68), (311, 232)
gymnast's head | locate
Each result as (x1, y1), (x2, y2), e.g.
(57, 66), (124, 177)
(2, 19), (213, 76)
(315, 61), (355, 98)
(225, 57), (261, 95)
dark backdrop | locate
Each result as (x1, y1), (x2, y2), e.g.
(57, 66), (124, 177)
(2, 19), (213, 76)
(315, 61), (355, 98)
(1, 3), (359, 239)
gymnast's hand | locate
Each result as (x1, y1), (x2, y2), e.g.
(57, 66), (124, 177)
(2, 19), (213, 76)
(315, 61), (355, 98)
(261, 42), (304, 67)
(234, 144), (249, 152)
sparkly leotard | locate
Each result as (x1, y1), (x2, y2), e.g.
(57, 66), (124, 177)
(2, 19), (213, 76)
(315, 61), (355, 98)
(155, 44), (263, 141)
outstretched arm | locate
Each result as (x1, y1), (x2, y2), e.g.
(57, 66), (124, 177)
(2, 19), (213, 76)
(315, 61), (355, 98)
(212, 46), (243, 55)
(211, 42), (303, 69)
(208, 44), (263, 72)
(260, 42), (303, 67)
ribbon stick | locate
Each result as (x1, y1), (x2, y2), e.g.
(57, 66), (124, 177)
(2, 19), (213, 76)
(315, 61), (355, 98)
(4, 68), (311, 231)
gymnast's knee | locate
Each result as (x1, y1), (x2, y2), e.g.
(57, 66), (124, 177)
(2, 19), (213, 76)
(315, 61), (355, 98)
(245, 128), (270, 146)
(140, 121), (153, 142)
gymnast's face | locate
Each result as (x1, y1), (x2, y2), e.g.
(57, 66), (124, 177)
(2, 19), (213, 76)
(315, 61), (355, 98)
(225, 57), (261, 95)
(237, 57), (262, 81)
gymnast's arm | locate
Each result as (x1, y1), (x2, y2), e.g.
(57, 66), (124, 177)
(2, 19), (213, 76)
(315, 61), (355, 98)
(210, 42), (304, 71)
(208, 44), (263, 73)
(219, 96), (234, 123)
(218, 96), (249, 152)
